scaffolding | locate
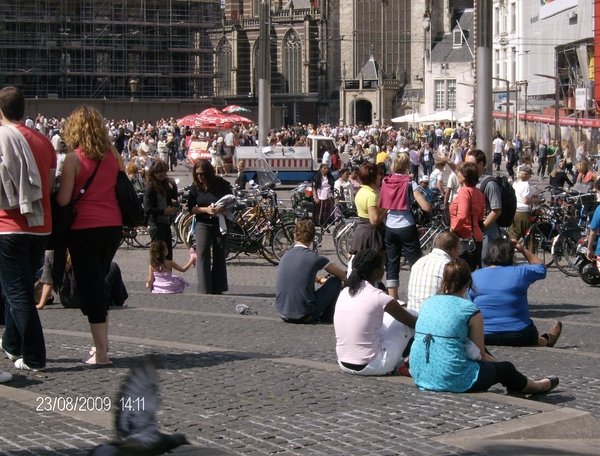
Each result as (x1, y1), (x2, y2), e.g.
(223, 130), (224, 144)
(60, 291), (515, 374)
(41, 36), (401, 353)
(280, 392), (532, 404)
(0, 0), (221, 100)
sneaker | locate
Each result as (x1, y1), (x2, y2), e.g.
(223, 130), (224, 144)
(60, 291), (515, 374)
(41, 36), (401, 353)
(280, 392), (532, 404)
(0, 338), (21, 362)
(14, 358), (41, 372)
(0, 371), (12, 383)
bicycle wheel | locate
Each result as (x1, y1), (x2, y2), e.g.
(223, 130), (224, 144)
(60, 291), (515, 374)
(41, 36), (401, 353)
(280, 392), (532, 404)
(553, 231), (581, 277)
(336, 227), (354, 266)
(271, 223), (296, 262)
(180, 215), (195, 248)
(225, 222), (244, 261)
(133, 225), (152, 248)
(523, 222), (553, 266)
(178, 213), (193, 244)
(171, 223), (179, 248)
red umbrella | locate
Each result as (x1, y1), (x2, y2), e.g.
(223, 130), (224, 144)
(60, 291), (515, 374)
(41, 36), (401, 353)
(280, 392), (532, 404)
(225, 113), (253, 124)
(177, 108), (251, 128)
(177, 109), (232, 129)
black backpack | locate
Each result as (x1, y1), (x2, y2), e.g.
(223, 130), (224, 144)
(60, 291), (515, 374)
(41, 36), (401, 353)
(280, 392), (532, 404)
(480, 175), (517, 228)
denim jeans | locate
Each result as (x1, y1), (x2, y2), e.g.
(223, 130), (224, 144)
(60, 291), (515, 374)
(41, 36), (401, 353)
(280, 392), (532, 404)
(385, 224), (422, 288)
(484, 321), (539, 347)
(0, 234), (49, 369)
(482, 223), (500, 263)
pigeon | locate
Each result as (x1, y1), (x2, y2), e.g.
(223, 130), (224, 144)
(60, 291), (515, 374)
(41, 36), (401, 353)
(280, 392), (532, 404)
(90, 356), (190, 456)
(230, 298), (259, 315)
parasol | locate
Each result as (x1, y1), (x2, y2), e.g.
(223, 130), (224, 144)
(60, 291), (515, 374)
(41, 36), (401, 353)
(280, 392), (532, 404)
(222, 105), (251, 113)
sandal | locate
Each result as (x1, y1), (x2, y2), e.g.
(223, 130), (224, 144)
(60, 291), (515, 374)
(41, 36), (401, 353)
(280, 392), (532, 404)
(543, 376), (560, 393)
(83, 357), (113, 367)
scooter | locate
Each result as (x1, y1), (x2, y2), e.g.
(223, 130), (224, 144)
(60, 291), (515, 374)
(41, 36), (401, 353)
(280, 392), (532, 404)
(575, 236), (600, 286)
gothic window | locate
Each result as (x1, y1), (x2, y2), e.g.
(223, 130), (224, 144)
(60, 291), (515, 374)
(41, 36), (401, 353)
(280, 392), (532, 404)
(282, 31), (302, 94)
(216, 39), (233, 96)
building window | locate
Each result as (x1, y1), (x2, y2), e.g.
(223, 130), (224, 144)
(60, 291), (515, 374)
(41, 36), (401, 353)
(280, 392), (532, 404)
(435, 80), (445, 110)
(435, 79), (456, 110)
(216, 39), (232, 96)
(510, 2), (516, 33)
(453, 30), (463, 48)
(494, 7), (500, 35)
(282, 30), (302, 94)
(448, 80), (456, 110)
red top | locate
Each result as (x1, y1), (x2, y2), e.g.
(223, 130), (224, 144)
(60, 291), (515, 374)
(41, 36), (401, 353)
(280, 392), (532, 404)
(70, 149), (122, 230)
(450, 186), (485, 242)
(0, 124), (56, 234)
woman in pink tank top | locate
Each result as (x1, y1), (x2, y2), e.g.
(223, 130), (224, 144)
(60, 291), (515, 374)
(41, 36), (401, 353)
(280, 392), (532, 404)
(56, 106), (123, 366)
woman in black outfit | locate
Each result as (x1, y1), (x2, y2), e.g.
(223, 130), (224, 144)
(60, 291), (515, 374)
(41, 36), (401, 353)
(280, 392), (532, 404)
(549, 160), (573, 191)
(188, 160), (233, 294)
(143, 160), (178, 261)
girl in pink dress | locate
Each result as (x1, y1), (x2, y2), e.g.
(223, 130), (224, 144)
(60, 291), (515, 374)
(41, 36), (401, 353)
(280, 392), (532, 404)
(147, 241), (195, 294)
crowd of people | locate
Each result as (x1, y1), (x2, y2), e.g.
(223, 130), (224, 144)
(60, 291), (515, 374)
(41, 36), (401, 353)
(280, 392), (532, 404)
(4, 95), (599, 397)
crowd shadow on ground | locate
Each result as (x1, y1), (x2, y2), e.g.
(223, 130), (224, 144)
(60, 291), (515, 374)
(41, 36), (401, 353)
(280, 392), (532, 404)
(529, 302), (593, 319)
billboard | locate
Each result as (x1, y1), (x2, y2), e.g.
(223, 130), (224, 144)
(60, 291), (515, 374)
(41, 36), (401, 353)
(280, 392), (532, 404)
(540, 0), (578, 19)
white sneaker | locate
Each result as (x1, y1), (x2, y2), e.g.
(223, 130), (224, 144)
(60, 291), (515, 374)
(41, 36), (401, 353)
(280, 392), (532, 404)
(0, 371), (12, 383)
(14, 358), (41, 371)
(0, 338), (20, 361)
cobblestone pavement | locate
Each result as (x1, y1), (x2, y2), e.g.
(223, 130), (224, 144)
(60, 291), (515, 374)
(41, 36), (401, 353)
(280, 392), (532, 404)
(1, 167), (600, 455)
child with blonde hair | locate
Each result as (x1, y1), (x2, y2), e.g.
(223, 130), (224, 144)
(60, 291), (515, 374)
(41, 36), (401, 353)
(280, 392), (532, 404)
(147, 241), (195, 294)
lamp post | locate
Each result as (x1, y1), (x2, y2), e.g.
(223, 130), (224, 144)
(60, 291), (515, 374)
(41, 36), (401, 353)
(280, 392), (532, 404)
(129, 78), (138, 102)
(534, 73), (561, 144)
(493, 77), (510, 139)
(515, 80), (528, 137)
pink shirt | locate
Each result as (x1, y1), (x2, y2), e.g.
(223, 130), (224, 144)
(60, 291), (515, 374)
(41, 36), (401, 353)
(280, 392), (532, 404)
(334, 282), (394, 365)
(70, 149), (122, 230)
(316, 175), (333, 200)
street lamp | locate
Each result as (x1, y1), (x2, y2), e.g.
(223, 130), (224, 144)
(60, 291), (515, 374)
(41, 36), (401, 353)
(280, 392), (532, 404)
(129, 78), (139, 102)
(534, 73), (561, 144)
(515, 80), (529, 137)
(493, 77), (510, 139)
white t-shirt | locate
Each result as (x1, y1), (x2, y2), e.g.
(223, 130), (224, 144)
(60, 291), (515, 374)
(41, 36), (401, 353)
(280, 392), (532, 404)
(513, 180), (532, 213)
(334, 282), (394, 365)
(446, 171), (460, 203)
(493, 137), (505, 154)
(430, 168), (443, 190)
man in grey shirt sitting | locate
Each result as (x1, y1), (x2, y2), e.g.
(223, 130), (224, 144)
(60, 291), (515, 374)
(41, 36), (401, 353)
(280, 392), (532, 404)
(275, 220), (346, 324)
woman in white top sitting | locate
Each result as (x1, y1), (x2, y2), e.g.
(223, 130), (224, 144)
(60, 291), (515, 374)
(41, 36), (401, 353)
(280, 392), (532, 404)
(334, 249), (417, 376)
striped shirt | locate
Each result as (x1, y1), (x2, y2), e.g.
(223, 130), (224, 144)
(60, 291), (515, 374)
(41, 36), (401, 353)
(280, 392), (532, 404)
(407, 248), (452, 312)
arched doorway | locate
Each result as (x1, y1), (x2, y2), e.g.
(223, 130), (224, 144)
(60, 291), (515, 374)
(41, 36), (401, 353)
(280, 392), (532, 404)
(356, 99), (372, 125)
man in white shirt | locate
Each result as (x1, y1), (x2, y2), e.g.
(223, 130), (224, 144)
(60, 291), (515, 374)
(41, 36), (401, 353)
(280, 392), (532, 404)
(407, 232), (460, 312)
(492, 132), (505, 171)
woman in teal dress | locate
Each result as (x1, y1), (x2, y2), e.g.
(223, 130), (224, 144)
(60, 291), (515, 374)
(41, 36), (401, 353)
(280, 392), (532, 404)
(410, 259), (559, 394)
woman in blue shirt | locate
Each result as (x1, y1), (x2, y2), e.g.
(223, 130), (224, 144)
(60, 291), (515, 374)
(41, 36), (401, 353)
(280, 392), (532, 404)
(470, 238), (562, 347)
(410, 259), (559, 394)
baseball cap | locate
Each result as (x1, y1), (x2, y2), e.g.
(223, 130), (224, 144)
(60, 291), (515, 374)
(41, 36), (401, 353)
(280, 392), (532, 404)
(420, 175), (430, 183)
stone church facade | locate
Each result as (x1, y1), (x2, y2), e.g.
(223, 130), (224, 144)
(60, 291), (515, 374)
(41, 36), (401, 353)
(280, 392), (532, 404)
(211, 0), (468, 126)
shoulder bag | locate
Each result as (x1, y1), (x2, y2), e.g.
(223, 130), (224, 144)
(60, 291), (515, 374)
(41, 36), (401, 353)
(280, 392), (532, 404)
(458, 188), (476, 256)
(51, 160), (100, 239)
(111, 148), (144, 227)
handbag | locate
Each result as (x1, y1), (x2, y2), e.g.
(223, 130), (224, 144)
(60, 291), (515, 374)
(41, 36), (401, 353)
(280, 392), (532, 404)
(111, 147), (144, 227)
(51, 161), (100, 239)
(115, 170), (144, 227)
(457, 188), (477, 256)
